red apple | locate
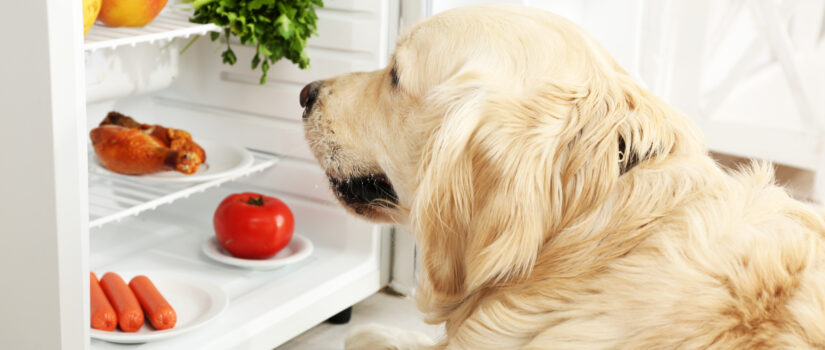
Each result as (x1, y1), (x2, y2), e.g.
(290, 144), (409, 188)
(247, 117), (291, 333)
(98, 0), (169, 27)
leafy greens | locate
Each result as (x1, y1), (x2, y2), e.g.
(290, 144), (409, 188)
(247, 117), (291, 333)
(187, 0), (323, 84)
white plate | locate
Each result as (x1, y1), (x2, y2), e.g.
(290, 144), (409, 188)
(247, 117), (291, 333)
(90, 273), (228, 344)
(202, 234), (314, 270)
(91, 139), (254, 183)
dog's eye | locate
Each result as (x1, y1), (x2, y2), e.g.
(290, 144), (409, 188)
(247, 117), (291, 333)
(390, 67), (399, 87)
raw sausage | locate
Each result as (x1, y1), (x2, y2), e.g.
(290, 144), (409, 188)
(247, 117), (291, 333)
(90, 272), (117, 331)
(129, 275), (176, 330)
(100, 272), (144, 332)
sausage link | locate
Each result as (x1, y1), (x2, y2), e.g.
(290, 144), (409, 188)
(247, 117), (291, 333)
(129, 275), (177, 330)
(100, 272), (144, 332)
(90, 272), (117, 331)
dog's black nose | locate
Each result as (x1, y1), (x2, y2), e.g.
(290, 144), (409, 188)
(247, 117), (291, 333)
(300, 81), (322, 116)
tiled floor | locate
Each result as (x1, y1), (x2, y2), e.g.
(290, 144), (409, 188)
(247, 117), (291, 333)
(277, 291), (443, 350)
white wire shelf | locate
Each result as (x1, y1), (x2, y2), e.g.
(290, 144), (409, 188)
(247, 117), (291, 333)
(88, 149), (279, 229)
(84, 9), (218, 52)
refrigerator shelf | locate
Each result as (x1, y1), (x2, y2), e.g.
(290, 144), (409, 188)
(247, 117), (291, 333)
(84, 9), (218, 52)
(88, 149), (279, 229)
(89, 181), (384, 349)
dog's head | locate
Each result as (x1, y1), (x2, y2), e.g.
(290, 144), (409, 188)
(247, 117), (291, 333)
(303, 5), (703, 298)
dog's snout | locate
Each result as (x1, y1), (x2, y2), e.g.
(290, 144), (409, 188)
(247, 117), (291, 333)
(300, 81), (322, 116)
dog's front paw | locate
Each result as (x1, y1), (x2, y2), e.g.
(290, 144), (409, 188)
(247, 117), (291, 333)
(345, 323), (433, 350)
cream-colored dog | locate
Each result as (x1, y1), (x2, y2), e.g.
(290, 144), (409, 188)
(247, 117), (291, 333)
(301, 4), (825, 349)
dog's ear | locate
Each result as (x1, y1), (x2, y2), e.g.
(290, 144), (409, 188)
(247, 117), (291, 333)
(411, 71), (484, 299)
(411, 72), (572, 301)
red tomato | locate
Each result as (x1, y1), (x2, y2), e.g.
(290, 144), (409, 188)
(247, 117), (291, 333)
(213, 192), (295, 259)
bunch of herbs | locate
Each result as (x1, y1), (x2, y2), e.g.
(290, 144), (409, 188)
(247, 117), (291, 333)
(186, 0), (323, 84)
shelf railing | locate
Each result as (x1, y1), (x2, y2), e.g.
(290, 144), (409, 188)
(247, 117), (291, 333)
(84, 9), (218, 52)
(88, 149), (279, 229)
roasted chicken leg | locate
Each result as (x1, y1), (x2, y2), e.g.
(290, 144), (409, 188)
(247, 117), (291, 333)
(99, 111), (206, 163)
(90, 112), (205, 175)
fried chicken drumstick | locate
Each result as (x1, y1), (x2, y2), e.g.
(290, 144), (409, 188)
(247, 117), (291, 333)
(90, 112), (206, 175)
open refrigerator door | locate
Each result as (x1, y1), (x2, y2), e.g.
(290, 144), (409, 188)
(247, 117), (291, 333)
(85, 1), (401, 348)
(1, 0), (406, 349)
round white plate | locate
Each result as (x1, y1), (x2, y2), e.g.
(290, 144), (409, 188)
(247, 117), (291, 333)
(202, 234), (314, 270)
(91, 139), (254, 183)
(90, 273), (228, 344)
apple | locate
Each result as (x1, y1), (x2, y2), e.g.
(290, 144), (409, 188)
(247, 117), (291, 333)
(98, 0), (169, 27)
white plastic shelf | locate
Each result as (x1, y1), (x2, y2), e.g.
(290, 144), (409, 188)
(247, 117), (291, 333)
(88, 181), (382, 349)
(84, 9), (218, 52)
(88, 149), (279, 229)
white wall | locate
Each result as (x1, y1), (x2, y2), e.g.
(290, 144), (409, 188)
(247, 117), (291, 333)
(430, 0), (643, 78)
(427, 0), (825, 198)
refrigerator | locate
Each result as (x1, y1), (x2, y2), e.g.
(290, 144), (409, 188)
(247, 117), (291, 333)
(1, 0), (427, 349)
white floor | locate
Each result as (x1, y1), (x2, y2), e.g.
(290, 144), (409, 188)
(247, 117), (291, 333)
(277, 291), (443, 350)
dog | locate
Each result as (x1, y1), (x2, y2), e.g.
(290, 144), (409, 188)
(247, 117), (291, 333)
(301, 4), (825, 349)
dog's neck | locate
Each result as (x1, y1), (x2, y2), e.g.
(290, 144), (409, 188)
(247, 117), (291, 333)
(618, 136), (640, 175)
(419, 154), (723, 341)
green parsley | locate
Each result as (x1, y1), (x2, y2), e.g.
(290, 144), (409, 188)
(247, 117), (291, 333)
(186, 0), (323, 84)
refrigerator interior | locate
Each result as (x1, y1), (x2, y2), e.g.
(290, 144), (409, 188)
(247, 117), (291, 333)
(80, 1), (399, 348)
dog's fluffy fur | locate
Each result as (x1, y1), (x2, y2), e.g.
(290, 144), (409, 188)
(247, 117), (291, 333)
(302, 5), (825, 349)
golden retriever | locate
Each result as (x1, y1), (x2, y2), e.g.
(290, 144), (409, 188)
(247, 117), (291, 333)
(301, 4), (825, 349)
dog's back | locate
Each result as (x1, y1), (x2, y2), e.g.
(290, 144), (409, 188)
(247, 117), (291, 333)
(519, 160), (825, 349)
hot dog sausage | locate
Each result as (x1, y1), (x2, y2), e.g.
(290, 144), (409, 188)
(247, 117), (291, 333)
(100, 272), (144, 332)
(129, 275), (176, 330)
(90, 272), (117, 331)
